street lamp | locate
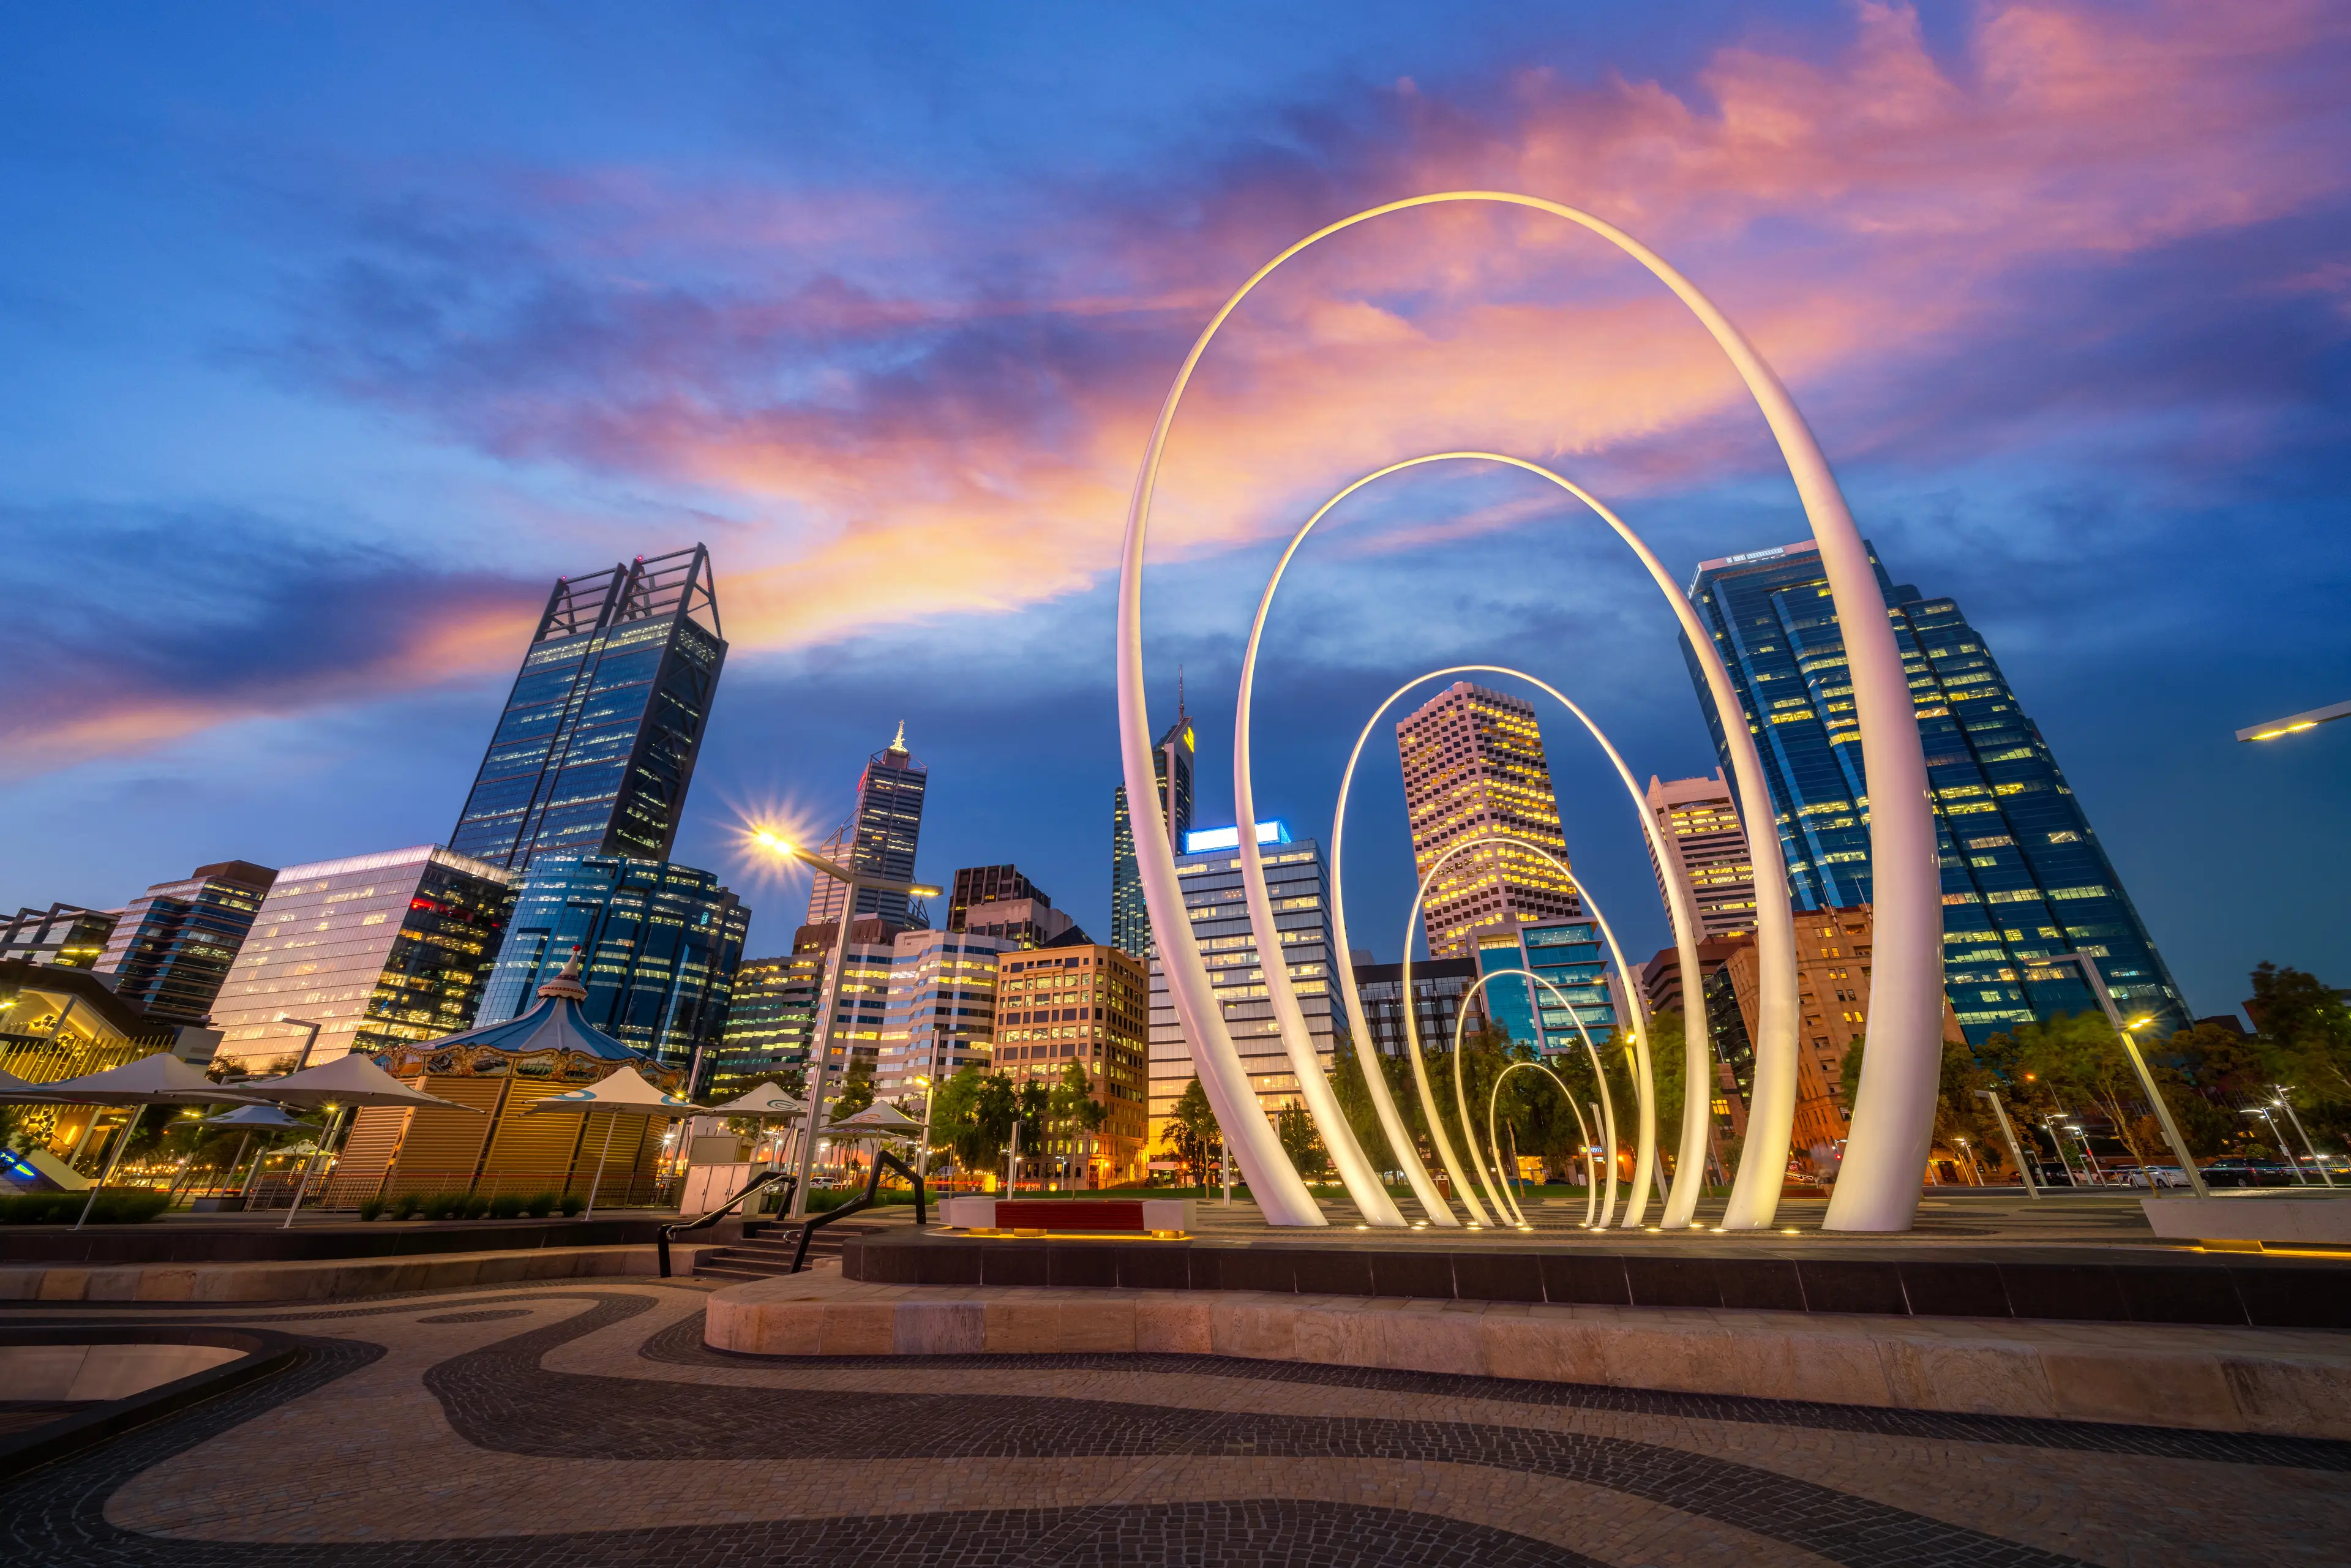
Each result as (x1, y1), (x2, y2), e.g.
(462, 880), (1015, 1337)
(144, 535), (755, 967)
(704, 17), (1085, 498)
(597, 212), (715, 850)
(1973, 1089), (2039, 1198)
(2025, 955), (2209, 1199)
(2268, 1086), (2336, 1188)
(750, 830), (940, 1220)
(273, 1014), (326, 1073)
(2241, 1106), (2308, 1185)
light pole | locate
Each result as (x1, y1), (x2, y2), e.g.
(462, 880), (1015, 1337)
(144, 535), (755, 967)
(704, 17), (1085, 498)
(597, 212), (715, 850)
(907, 1074), (934, 1183)
(2243, 1106), (2306, 1184)
(2270, 1087), (2335, 1188)
(274, 1015), (326, 1073)
(2027, 953), (2210, 1199)
(751, 830), (940, 1221)
(1974, 1089), (2039, 1198)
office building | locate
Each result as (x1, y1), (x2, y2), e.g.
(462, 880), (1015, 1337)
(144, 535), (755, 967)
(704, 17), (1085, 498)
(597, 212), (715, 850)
(1684, 539), (2188, 1040)
(0, 958), (199, 1150)
(1350, 956), (1488, 1057)
(1477, 919), (1621, 1054)
(877, 928), (1011, 1098)
(474, 855), (749, 1084)
(210, 846), (519, 1072)
(1396, 681), (1581, 960)
(795, 915), (906, 1100)
(948, 864), (1078, 947)
(1641, 935), (1760, 1142)
(1146, 822), (1346, 1148)
(805, 725), (930, 931)
(1111, 706), (1196, 959)
(708, 955), (808, 1096)
(92, 861), (277, 1026)
(0, 904), (121, 970)
(1644, 773), (1758, 940)
(996, 941), (1150, 1184)
(451, 544), (727, 872)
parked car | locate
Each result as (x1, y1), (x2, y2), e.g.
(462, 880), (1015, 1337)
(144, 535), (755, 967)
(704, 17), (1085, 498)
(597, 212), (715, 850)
(2120, 1165), (2191, 1189)
(2198, 1158), (2299, 1189)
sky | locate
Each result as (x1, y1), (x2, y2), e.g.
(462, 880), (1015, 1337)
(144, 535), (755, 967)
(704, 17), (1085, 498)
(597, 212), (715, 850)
(3, 1), (2347, 1021)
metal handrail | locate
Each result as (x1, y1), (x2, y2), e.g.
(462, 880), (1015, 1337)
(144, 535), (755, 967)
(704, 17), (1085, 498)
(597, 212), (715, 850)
(787, 1149), (925, 1274)
(657, 1168), (793, 1278)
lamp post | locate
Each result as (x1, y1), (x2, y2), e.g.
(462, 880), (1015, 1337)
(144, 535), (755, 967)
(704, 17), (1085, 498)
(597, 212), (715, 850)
(907, 1074), (934, 1182)
(2028, 953), (2209, 1199)
(2243, 1106), (2307, 1185)
(2269, 1086), (2335, 1188)
(1974, 1089), (2039, 1198)
(751, 830), (940, 1221)
(274, 1014), (326, 1073)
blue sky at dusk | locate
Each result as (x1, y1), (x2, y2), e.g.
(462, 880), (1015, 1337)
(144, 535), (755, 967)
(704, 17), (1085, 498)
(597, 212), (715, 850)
(4, 2), (2347, 1018)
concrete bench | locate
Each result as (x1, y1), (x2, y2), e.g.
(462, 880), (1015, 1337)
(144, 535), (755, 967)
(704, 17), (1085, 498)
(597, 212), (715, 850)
(937, 1196), (1194, 1234)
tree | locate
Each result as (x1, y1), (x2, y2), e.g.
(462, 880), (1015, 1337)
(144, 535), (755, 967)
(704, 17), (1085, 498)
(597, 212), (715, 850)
(2249, 962), (2351, 1146)
(1998, 1011), (2159, 1174)
(831, 1057), (876, 1117)
(1274, 1103), (1330, 1179)
(928, 1066), (1016, 1180)
(1158, 1078), (1220, 1188)
(1047, 1063), (1108, 1185)
(1842, 1033), (2015, 1177)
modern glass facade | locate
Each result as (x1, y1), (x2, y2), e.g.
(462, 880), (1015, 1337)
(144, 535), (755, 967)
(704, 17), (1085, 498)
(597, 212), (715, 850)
(94, 861), (277, 1026)
(475, 855), (749, 1081)
(806, 727), (930, 931)
(1351, 956), (1487, 1057)
(1111, 710), (1195, 960)
(707, 952), (811, 1096)
(878, 928), (1011, 1096)
(1477, 919), (1620, 1053)
(451, 544), (726, 872)
(1146, 824), (1345, 1146)
(0, 904), (121, 969)
(1683, 539), (2188, 1041)
(211, 846), (519, 1070)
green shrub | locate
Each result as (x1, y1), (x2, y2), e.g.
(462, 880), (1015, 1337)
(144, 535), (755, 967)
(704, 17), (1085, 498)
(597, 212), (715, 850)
(418, 1191), (465, 1221)
(391, 1192), (423, 1220)
(489, 1194), (525, 1219)
(558, 1192), (585, 1217)
(357, 1196), (386, 1221)
(0, 1190), (169, 1225)
(462, 1194), (492, 1219)
(523, 1191), (557, 1218)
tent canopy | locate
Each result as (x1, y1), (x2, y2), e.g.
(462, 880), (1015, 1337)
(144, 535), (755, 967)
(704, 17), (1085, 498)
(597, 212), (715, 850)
(244, 1051), (480, 1112)
(0, 1067), (59, 1104)
(32, 1051), (266, 1107)
(708, 1081), (808, 1119)
(199, 1103), (307, 1129)
(822, 1102), (923, 1137)
(523, 1064), (704, 1119)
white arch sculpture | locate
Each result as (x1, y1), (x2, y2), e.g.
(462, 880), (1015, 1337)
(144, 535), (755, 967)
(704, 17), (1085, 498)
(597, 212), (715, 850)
(1400, 833), (1654, 1226)
(1465, 972), (1616, 1226)
(1485, 1057), (1591, 1228)
(1118, 192), (1942, 1233)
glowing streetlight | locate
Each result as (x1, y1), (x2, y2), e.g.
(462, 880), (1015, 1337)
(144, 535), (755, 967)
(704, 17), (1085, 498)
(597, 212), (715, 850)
(2027, 955), (2208, 1199)
(2268, 1086), (2336, 1188)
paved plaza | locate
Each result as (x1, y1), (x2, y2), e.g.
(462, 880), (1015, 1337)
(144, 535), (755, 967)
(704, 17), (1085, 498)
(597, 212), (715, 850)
(6, 1272), (2349, 1566)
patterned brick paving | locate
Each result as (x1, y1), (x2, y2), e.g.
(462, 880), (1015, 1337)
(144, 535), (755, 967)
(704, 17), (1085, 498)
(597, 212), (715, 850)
(1, 1281), (2344, 1566)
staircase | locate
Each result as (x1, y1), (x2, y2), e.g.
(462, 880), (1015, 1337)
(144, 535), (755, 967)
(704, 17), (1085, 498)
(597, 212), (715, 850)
(692, 1217), (887, 1283)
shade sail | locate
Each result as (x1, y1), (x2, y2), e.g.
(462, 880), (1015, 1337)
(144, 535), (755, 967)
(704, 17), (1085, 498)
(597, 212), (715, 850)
(198, 1103), (307, 1129)
(0, 1067), (60, 1103)
(244, 1051), (481, 1112)
(34, 1052), (267, 1106)
(522, 1064), (703, 1119)
(821, 1102), (923, 1137)
(707, 1081), (808, 1119)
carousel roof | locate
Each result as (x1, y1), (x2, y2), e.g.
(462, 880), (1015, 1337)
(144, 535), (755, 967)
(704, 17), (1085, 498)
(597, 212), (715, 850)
(410, 955), (643, 1063)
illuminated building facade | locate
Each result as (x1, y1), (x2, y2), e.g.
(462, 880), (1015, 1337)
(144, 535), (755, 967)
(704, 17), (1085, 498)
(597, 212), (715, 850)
(209, 846), (518, 1071)
(451, 545), (726, 872)
(1111, 707), (1195, 959)
(474, 855), (748, 1083)
(1684, 539), (2187, 1041)
(0, 904), (121, 970)
(948, 864), (1076, 947)
(707, 953), (808, 1097)
(1644, 773), (1757, 940)
(1395, 682), (1581, 960)
(1146, 822), (1344, 1147)
(94, 861), (277, 1026)
(1349, 956), (1488, 1057)
(805, 726), (930, 931)
(877, 928), (1010, 1097)
(997, 941), (1150, 1184)
(1477, 919), (1620, 1052)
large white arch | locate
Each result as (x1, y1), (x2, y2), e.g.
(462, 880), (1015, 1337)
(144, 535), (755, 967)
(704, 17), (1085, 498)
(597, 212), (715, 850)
(1400, 833), (1654, 1226)
(1118, 192), (1938, 1232)
(1319, 661), (1743, 1226)
(1487, 1057), (1589, 1228)
(1461, 969), (1614, 1227)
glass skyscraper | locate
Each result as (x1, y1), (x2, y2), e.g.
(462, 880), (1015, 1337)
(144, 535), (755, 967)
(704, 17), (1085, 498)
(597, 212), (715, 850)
(804, 725), (930, 931)
(451, 544), (727, 871)
(1682, 539), (2187, 1041)
(476, 854), (749, 1081)
(1477, 919), (1621, 1052)
(94, 860), (277, 1025)
(1111, 708), (1194, 959)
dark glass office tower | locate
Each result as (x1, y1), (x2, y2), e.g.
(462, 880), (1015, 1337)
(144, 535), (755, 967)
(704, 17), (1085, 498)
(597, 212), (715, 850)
(452, 545), (726, 871)
(476, 855), (749, 1078)
(94, 860), (277, 1025)
(1682, 539), (2188, 1041)
(1110, 707), (1195, 959)
(804, 726), (929, 930)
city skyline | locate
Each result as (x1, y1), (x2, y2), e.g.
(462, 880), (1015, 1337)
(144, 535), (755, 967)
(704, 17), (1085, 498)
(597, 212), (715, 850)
(6, 3), (2349, 1024)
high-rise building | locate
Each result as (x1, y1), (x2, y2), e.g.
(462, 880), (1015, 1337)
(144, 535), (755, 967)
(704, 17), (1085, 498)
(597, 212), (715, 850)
(451, 544), (727, 872)
(797, 915), (905, 1100)
(995, 941), (1150, 1185)
(474, 855), (749, 1084)
(1396, 682), (1582, 960)
(92, 861), (277, 1026)
(1476, 919), (1621, 1054)
(805, 725), (929, 931)
(1644, 773), (1758, 940)
(877, 928), (1011, 1098)
(211, 846), (518, 1071)
(948, 864), (1077, 947)
(1111, 707), (1196, 959)
(0, 904), (122, 970)
(1684, 539), (2188, 1041)
(707, 953), (807, 1097)
(1641, 935), (1759, 1143)
(1146, 822), (1345, 1149)
(1349, 956), (1489, 1057)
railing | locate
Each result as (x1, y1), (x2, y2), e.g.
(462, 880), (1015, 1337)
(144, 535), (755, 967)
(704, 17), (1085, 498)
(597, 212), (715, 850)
(787, 1149), (926, 1275)
(657, 1169), (793, 1278)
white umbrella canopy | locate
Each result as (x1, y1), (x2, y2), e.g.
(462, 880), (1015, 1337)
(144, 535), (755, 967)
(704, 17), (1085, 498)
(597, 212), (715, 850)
(36, 1051), (268, 1106)
(199, 1103), (306, 1130)
(0, 1067), (60, 1103)
(246, 1051), (481, 1112)
(523, 1064), (703, 1119)
(822, 1102), (923, 1137)
(708, 1081), (808, 1119)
